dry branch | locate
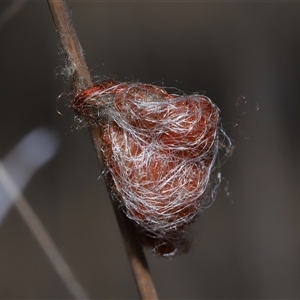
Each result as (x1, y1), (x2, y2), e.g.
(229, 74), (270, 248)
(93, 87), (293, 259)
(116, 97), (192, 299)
(47, 1), (158, 299)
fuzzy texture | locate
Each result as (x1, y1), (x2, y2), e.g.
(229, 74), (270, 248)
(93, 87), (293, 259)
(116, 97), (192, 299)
(72, 82), (224, 245)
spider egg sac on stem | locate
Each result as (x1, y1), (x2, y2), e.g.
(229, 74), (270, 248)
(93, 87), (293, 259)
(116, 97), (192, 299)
(72, 81), (223, 253)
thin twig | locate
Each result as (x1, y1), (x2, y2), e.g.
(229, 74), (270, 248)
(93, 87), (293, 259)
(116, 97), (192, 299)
(0, 161), (89, 300)
(47, 1), (158, 299)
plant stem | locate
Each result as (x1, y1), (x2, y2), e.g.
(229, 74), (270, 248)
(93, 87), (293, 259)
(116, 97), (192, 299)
(0, 161), (89, 300)
(47, 1), (158, 299)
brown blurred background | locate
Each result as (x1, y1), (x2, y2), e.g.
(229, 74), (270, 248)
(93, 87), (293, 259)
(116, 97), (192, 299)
(0, 1), (300, 299)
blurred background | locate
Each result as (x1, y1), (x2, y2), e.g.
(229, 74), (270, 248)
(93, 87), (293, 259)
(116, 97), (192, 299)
(0, 1), (300, 299)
